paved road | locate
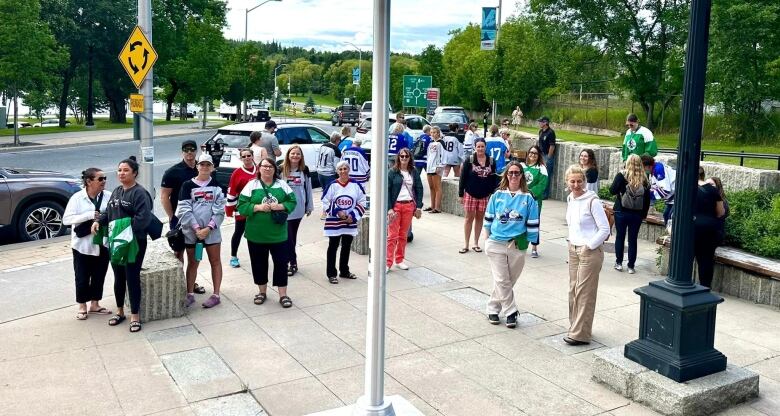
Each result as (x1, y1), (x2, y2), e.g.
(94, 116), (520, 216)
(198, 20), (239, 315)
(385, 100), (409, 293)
(0, 120), (339, 244)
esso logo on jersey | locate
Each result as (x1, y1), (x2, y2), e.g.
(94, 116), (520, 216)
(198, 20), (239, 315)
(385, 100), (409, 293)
(335, 196), (354, 210)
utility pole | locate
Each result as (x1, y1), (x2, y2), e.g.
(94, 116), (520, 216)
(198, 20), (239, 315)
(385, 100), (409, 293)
(491, 0), (502, 126)
(244, 0), (282, 121)
(345, 41), (363, 103)
(138, 0), (154, 195)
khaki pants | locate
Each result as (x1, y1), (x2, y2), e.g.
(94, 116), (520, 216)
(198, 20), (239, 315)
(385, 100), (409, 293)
(567, 244), (604, 342)
(485, 238), (526, 316)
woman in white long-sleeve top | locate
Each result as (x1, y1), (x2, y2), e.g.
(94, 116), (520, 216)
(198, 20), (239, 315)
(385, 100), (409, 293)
(176, 153), (226, 309)
(564, 165), (611, 345)
(63, 168), (111, 320)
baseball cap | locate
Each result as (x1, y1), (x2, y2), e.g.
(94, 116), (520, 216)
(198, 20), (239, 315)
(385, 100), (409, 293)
(197, 153), (213, 165)
(537, 116), (550, 123)
(181, 140), (197, 150)
(265, 120), (277, 130)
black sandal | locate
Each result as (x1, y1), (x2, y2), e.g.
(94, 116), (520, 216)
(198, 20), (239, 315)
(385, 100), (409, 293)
(279, 296), (293, 308)
(328, 276), (339, 284)
(423, 207), (433, 212)
(340, 273), (357, 279)
(254, 293), (267, 305)
(459, 248), (469, 254)
(287, 264), (298, 277)
(129, 321), (142, 333)
(108, 315), (126, 326)
(193, 283), (206, 294)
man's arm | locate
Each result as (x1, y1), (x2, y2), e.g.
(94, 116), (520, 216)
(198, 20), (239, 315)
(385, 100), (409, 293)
(272, 137), (282, 157)
(160, 187), (174, 219)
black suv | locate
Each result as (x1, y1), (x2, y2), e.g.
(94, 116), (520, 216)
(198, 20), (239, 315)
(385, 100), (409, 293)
(331, 105), (360, 126)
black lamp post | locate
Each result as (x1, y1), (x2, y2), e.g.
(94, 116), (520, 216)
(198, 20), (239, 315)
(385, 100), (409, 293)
(623, 0), (727, 382)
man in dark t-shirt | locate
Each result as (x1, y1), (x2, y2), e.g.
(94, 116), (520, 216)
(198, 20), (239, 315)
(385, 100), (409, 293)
(160, 140), (205, 293)
(537, 116), (556, 199)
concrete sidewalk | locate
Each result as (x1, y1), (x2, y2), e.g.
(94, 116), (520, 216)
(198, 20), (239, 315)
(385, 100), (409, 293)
(0, 121), (224, 152)
(0, 199), (778, 416)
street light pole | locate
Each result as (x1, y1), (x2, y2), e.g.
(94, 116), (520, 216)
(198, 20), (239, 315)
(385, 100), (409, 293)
(274, 63), (287, 112)
(244, 0), (282, 120)
(345, 41), (363, 103)
(624, 0), (726, 383)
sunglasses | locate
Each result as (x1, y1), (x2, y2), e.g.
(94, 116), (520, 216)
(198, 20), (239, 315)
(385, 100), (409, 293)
(506, 171), (522, 176)
(182, 147), (197, 153)
(94, 176), (107, 182)
(398, 155), (410, 159)
(240, 154), (253, 159)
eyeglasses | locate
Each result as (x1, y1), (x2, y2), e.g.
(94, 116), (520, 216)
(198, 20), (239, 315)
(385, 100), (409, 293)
(182, 147), (197, 153)
(506, 171), (522, 176)
(260, 165), (274, 169)
(94, 177), (107, 182)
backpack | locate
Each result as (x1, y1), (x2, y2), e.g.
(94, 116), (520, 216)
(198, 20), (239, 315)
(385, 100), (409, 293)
(621, 179), (645, 211)
(412, 137), (427, 160)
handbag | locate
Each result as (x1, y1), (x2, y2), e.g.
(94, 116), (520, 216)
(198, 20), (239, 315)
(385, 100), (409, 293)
(261, 180), (289, 224)
(166, 225), (185, 252)
(75, 191), (104, 238)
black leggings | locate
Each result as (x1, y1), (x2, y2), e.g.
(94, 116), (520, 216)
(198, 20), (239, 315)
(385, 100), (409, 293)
(327, 235), (354, 278)
(247, 240), (288, 287)
(287, 218), (302, 266)
(73, 247), (110, 303)
(694, 226), (719, 288)
(231, 218), (246, 257)
(112, 238), (147, 314)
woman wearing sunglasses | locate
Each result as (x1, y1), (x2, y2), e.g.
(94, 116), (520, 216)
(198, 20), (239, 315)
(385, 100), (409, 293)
(386, 148), (423, 272)
(483, 161), (539, 328)
(225, 148), (258, 268)
(63, 168), (111, 320)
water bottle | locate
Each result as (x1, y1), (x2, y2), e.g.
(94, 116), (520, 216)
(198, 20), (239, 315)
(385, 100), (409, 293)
(195, 241), (204, 261)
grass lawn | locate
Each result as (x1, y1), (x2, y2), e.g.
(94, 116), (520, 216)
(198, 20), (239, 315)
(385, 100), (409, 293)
(290, 93), (342, 108)
(0, 118), (202, 137)
(515, 127), (780, 170)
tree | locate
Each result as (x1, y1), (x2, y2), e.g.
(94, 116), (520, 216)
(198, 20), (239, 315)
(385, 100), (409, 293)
(0, 0), (66, 145)
(708, 0), (780, 142)
(418, 45), (444, 89)
(529, 0), (689, 129)
(441, 24), (494, 111)
(219, 42), (269, 117)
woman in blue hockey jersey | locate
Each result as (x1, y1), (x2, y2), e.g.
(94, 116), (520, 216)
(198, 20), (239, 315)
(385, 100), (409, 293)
(483, 161), (539, 328)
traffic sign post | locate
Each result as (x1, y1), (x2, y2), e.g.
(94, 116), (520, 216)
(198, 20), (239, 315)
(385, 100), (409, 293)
(426, 88), (439, 116)
(402, 75), (432, 108)
(118, 26), (158, 90)
(129, 94), (144, 113)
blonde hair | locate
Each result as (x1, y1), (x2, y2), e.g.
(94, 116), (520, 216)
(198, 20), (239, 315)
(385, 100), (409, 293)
(340, 126), (352, 137)
(281, 144), (308, 179)
(497, 161), (528, 192)
(489, 125), (499, 136)
(430, 126), (441, 137)
(624, 154), (648, 189)
(565, 165), (586, 183)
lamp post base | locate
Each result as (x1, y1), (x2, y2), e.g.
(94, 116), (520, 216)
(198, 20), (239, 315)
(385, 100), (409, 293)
(624, 279), (727, 382)
(306, 395), (423, 416)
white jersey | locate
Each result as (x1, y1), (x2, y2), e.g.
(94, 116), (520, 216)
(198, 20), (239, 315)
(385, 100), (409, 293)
(441, 135), (464, 166)
(341, 146), (370, 184)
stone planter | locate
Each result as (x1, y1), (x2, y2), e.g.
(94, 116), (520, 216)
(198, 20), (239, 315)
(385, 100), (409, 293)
(351, 216), (370, 255)
(126, 237), (187, 322)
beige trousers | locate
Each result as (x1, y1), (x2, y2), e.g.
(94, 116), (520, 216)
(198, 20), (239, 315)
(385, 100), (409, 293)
(567, 244), (604, 342)
(485, 238), (526, 316)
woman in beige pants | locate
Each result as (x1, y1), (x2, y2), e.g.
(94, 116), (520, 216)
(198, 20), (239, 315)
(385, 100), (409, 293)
(564, 166), (611, 345)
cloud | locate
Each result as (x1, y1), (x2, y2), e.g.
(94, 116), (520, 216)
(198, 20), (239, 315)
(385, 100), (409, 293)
(224, 0), (510, 54)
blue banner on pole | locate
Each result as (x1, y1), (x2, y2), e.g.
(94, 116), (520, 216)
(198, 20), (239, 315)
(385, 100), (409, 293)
(352, 67), (361, 85)
(481, 7), (497, 50)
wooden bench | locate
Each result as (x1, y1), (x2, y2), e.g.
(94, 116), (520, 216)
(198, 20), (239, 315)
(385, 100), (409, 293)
(603, 201), (667, 243)
(656, 237), (780, 308)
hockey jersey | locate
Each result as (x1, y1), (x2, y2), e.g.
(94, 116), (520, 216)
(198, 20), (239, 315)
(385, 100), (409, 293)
(225, 166), (257, 220)
(484, 190), (540, 244)
(321, 179), (367, 237)
(485, 136), (509, 173)
(341, 146), (371, 184)
(649, 162), (676, 204)
(521, 163), (549, 205)
(176, 177), (226, 245)
(622, 126), (658, 161)
(441, 135), (464, 166)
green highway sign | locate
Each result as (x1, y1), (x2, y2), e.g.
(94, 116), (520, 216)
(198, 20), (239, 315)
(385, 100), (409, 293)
(403, 75), (432, 108)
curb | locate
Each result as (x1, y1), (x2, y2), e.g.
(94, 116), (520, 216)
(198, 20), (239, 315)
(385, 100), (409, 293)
(0, 129), (219, 154)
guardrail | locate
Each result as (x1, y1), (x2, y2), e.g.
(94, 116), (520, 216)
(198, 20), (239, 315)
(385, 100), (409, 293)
(658, 148), (780, 170)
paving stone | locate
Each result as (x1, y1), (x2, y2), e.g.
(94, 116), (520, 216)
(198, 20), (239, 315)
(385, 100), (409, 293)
(191, 393), (266, 416)
(252, 377), (343, 416)
(161, 347), (244, 402)
(441, 287), (490, 312)
(147, 324), (209, 355)
(403, 267), (452, 286)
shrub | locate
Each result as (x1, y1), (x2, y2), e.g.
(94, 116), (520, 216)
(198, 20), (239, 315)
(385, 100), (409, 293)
(724, 189), (780, 259)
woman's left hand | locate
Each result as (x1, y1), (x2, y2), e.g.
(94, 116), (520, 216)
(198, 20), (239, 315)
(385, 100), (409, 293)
(414, 208), (422, 219)
(196, 228), (210, 240)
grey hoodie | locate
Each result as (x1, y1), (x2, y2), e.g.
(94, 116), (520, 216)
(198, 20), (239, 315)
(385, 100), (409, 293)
(176, 177), (226, 245)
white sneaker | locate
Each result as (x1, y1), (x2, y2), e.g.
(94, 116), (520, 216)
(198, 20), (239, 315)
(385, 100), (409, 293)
(614, 263), (623, 272)
(396, 262), (409, 270)
(628, 268), (636, 274)
(386, 266), (390, 273)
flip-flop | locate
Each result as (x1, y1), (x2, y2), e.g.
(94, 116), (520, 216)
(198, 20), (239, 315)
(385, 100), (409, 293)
(472, 246), (482, 253)
(108, 315), (126, 326)
(458, 248), (469, 254)
(76, 311), (88, 320)
(129, 321), (142, 333)
(88, 307), (111, 315)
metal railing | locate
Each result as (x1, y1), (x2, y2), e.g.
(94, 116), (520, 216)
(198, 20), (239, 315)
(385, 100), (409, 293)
(658, 148), (780, 170)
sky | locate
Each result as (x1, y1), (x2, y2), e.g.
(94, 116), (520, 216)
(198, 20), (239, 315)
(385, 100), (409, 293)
(224, 0), (515, 54)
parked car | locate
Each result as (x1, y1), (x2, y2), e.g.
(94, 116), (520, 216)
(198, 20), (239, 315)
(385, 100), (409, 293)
(331, 105), (360, 126)
(250, 108), (270, 122)
(0, 168), (81, 241)
(33, 119), (72, 127)
(5, 121), (32, 129)
(355, 114), (430, 158)
(359, 101), (394, 122)
(433, 106), (469, 120)
(202, 122), (329, 187)
(429, 112), (469, 141)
